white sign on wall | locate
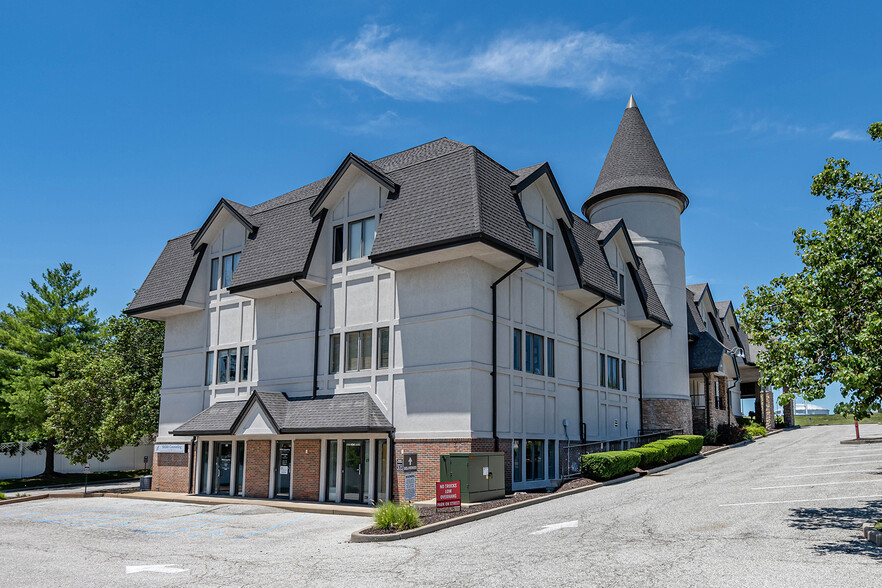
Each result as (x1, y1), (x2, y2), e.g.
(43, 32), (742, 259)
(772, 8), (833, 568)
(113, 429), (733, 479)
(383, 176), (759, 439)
(404, 473), (416, 501)
(155, 444), (186, 454)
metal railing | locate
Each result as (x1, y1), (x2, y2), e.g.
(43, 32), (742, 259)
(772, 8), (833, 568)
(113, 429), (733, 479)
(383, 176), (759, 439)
(559, 429), (684, 479)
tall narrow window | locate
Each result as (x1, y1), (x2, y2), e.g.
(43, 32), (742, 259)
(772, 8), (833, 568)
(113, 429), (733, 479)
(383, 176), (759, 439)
(348, 217), (377, 260)
(618, 273), (625, 302)
(221, 252), (241, 289)
(548, 440), (556, 480)
(607, 355), (619, 389)
(345, 332), (359, 372)
(599, 353), (606, 387)
(513, 440), (521, 483)
(530, 224), (543, 267)
(547, 338), (555, 377)
(228, 348), (237, 383)
(210, 258), (220, 291)
(360, 329), (372, 371)
(377, 327), (389, 369)
(240, 347), (249, 382)
(525, 332), (544, 375)
(621, 359), (627, 391)
(217, 348), (238, 383)
(546, 233), (554, 271)
(513, 329), (522, 371)
(333, 225), (344, 264)
(205, 352), (214, 386)
(344, 330), (372, 371)
(329, 334), (340, 374)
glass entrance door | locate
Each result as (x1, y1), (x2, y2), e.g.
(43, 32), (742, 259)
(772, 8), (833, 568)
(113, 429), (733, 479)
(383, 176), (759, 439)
(212, 441), (232, 495)
(235, 440), (245, 496)
(275, 441), (292, 498)
(342, 440), (365, 503)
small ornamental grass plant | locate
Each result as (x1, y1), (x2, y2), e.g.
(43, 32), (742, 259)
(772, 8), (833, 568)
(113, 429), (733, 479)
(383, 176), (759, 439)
(0, 492), (5, 500)
(373, 501), (421, 531)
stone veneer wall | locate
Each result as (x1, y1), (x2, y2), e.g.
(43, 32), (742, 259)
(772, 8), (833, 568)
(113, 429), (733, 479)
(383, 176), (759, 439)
(152, 445), (191, 493)
(391, 438), (512, 502)
(642, 398), (693, 434)
(756, 391), (775, 430)
(244, 440), (271, 498)
(291, 440), (320, 501)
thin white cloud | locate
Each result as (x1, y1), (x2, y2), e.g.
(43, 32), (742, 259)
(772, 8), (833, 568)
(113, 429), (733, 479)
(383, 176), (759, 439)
(312, 24), (764, 102)
(343, 110), (400, 135)
(830, 129), (866, 141)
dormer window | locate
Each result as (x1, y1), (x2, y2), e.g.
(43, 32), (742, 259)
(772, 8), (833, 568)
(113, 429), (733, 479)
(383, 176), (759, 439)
(529, 223), (554, 270)
(333, 217), (376, 264)
(210, 252), (241, 291)
(530, 224), (544, 267)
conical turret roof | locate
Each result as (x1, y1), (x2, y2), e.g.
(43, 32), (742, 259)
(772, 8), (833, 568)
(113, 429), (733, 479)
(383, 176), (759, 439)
(583, 96), (687, 217)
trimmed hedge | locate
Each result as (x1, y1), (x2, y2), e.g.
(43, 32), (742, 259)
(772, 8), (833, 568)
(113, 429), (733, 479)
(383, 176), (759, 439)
(629, 445), (666, 468)
(641, 441), (670, 462)
(581, 450), (641, 480)
(654, 438), (690, 460)
(669, 434), (704, 455)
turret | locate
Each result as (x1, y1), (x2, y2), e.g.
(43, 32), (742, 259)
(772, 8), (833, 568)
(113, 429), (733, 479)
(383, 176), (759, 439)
(584, 96), (692, 433)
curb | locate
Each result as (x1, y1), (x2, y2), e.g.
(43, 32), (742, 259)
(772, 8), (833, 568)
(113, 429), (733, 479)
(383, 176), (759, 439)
(644, 454), (704, 475)
(702, 439), (753, 457)
(861, 522), (882, 547)
(840, 437), (882, 445)
(0, 477), (141, 494)
(0, 494), (48, 506)
(104, 491), (374, 517)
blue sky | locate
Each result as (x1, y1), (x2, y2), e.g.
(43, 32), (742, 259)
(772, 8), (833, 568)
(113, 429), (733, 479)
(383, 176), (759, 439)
(1, 2), (879, 412)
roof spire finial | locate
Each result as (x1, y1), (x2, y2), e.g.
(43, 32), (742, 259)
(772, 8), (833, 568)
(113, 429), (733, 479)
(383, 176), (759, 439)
(627, 94), (637, 109)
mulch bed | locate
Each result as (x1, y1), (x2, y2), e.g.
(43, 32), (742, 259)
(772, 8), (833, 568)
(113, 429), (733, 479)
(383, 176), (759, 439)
(700, 445), (725, 453)
(362, 476), (602, 534)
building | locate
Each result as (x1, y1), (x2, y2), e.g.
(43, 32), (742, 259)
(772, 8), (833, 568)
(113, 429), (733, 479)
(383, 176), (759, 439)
(126, 97), (766, 504)
(775, 402), (829, 416)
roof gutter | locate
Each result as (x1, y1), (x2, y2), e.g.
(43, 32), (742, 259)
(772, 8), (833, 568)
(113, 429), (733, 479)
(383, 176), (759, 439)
(491, 259), (525, 452)
(637, 324), (663, 434)
(577, 299), (605, 442)
(293, 280), (322, 399)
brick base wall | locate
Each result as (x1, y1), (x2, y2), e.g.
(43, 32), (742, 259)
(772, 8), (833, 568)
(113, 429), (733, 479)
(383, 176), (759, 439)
(244, 440), (271, 498)
(756, 391), (775, 429)
(152, 446), (191, 493)
(292, 440), (320, 501)
(642, 398), (693, 434)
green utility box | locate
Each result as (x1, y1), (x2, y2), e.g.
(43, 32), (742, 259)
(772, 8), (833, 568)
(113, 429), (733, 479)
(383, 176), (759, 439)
(439, 452), (505, 503)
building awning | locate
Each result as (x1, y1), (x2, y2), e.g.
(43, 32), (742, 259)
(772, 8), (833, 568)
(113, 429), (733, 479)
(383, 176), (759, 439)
(171, 390), (393, 436)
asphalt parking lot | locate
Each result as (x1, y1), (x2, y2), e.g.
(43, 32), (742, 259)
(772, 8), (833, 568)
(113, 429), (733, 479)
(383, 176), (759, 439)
(1, 425), (880, 587)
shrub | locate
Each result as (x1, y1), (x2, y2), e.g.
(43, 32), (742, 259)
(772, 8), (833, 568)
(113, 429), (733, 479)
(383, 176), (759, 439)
(668, 435), (704, 456)
(373, 501), (421, 531)
(717, 423), (749, 445)
(629, 445), (666, 468)
(581, 450), (641, 480)
(875, 520), (882, 532)
(642, 442), (670, 462)
(744, 424), (768, 439)
(0, 492), (5, 500)
(703, 429), (718, 446)
(775, 415), (785, 427)
(651, 438), (690, 460)
(735, 416), (753, 427)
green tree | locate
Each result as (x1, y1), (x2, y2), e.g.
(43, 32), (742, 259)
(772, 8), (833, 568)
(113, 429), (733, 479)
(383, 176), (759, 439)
(0, 263), (99, 474)
(740, 122), (882, 420)
(49, 313), (163, 464)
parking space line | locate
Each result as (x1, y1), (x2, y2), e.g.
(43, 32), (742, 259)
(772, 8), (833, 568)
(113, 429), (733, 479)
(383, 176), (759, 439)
(232, 514), (313, 539)
(810, 450), (882, 455)
(720, 494), (882, 507)
(132, 512), (210, 533)
(752, 479), (882, 490)
(805, 453), (882, 461)
(36, 505), (177, 526)
(774, 470), (880, 479)
(785, 460), (881, 469)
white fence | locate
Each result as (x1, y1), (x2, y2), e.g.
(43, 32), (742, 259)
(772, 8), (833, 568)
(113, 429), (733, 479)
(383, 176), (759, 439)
(0, 443), (153, 480)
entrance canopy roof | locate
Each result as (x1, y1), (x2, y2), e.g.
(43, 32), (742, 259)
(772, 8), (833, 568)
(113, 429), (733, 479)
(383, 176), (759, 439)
(172, 391), (393, 436)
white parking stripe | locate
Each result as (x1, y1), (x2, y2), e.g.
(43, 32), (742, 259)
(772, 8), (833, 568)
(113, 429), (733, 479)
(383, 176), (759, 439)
(811, 450), (882, 455)
(805, 454), (882, 461)
(720, 494), (882, 507)
(785, 460), (881, 469)
(752, 479), (882, 490)
(774, 470), (880, 479)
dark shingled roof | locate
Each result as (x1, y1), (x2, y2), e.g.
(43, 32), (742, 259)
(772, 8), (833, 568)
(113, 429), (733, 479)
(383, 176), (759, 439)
(689, 331), (726, 373)
(583, 98), (687, 216)
(126, 230), (204, 314)
(565, 217), (621, 300)
(632, 258), (672, 326)
(171, 391), (392, 436)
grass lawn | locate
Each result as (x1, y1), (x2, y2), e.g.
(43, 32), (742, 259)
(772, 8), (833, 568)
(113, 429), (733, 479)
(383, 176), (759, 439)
(794, 414), (882, 426)
(0, 469), (150, 493)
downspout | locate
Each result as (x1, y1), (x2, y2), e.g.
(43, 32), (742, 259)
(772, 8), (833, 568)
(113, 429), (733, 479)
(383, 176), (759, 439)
(726, 350), (742, 426)
(491, 260), (525, 452)
(293, 279), (321, 399)
(188, 436), (196, 494)
(703, 373), (711, 432)
(577, 300), (604, 442)
(637, 324), (663, 434)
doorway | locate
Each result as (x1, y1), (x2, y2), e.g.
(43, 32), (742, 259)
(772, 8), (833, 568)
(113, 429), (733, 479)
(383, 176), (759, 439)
(342, 440), (365, 503)
(212, 441), (232, 495)
(275, 440), (292, 498)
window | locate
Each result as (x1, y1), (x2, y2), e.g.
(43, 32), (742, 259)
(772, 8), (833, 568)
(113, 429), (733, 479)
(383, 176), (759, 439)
(606, 356), (618, 389)
(546, 232), (554, 271)
(345, 329), (372, 371)
(530, 224), (543, 267)
(210, 258), (220, 291)
(348, 217), (376, 260)
(548, 440), (556, 480)
(525, 439), (545, 481)
(525, 332), (544, 375)
(240, 347), (249, 381)
(329, 334), (340, 374)
(205, 352), (214, 386)
(621, 359), (627, 391)
(599, 353), (606, 387)
(513, 440), (521, 483)
(377, 327), (390, 369)
(333, 225), (344, 264)
(547, 338), (555, 377)
(217, 348), (237, 384)
(513, 329), (522, 371)
(714, 380), (722, 409)
(690, 379), (705, 408)
(221, 252), (241, 289)
(618, 272), (625, 303)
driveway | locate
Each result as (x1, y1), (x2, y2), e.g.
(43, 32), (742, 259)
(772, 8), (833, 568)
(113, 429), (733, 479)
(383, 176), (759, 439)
(1, 425), (880, 587)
